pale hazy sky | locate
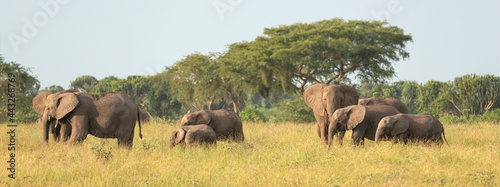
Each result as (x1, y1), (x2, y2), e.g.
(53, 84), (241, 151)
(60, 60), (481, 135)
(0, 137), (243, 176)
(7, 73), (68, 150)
(1, 1), (499, 89)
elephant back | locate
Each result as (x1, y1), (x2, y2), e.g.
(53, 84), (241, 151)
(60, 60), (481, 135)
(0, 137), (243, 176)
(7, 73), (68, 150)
(205, 109), (243, 141)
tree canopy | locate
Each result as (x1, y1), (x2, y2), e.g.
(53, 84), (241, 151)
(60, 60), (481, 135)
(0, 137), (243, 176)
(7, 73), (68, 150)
(259, 18), (413, 92)
(166, 18), (413, 113)
(0, 55), (40, 122)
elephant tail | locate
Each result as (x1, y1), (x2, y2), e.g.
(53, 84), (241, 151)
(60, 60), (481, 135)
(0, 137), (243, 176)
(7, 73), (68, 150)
(442, 130), (448, 145)
(137, 109), (143, 139)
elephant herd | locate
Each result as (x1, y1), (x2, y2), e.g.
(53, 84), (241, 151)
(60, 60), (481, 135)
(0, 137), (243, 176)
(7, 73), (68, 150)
(32, 84), (446, 149)
(32, 89), (244, 148)
(303, 83), (447, 149)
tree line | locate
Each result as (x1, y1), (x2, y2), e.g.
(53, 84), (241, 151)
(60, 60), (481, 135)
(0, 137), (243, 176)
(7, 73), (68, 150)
(0, 18), (498, 123)
(2, 58), (498, 124)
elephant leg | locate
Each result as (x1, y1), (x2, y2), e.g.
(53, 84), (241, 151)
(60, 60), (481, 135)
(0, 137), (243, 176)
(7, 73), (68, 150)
(60, 123), (70, 143)
(336, 130), (345, 146)
(67, 116), (88, 145)
(430, 134), (443, 144)
(351, 125), (367, 146)
(320, 124), (328, 145)
(52, 124), (61, 142)
(117, 130), (134, 149)
(316, 124), (321, 138)
(233, 124), (244, 142)
(392, 135), (403, 144)
(313, 112), (324, 139)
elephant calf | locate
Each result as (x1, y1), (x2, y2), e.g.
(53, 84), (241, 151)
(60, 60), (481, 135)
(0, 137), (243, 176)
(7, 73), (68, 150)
(375, 113), (448, 145)
(328, 105), (401, 147)
(170, 124), (217, 147)
(179, 109), (244, 141)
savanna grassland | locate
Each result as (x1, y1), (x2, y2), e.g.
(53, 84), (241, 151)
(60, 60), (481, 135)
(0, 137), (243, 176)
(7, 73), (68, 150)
(1, 121), (499, 186)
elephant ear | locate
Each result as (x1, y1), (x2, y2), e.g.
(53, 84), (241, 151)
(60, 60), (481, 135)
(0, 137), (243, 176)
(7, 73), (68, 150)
(346, 105), (366, 130)
(340, 85), (359, 107)
(33, 92), (52, 115)
(174, 129), (186, 144)
(390, 116), (410, 136)
(170, 129), (185, 145)
(303, 83), (327, 116)
(56, 93), (79, 120)
(195, 111), (211, 124)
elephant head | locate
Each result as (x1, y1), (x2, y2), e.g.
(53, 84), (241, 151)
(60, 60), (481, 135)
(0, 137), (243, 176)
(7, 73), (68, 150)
(179, 110), (211, 127)
(33, 90), (79, 142)
(375, 114), (410, 144)
(328, 105), (366, 148)
(169, 128), (186, 147)
(304, 84), (359, 119)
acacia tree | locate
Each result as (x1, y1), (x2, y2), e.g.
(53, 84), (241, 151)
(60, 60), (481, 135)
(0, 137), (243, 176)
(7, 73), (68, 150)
(70, 75), (98, 93)
(261, 18), (412, 92)
(216, 42), (272, 113)
(167, 19), (413, 113)
(166, 53), (228, 111)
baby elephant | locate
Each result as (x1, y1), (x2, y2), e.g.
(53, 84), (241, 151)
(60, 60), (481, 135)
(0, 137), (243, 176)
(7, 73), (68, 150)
(170, 124), (216, 147)
(375, 113), (448, 145)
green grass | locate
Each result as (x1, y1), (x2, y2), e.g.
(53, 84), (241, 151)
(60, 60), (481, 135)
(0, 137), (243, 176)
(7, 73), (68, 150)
(1, 121), (499, 186)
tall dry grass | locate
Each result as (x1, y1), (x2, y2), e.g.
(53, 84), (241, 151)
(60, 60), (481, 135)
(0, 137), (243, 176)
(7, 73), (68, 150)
(1, 121), (499, 186)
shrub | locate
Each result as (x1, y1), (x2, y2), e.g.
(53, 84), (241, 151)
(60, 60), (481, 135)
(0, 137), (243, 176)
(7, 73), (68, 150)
(481, 108), (500, 124)
(439, 108), (500, 124)
(267, 96), (315, 123)
(91, 142), (113, 161)
(239, 105), (268, 122)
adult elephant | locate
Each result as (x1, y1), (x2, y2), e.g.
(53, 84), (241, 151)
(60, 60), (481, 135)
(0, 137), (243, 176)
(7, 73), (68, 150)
(303, 83), (359, 145)
(328, 105), (400, 148)
(32, 89), (143, 147)
(33, 90), (76, 142)
(358, 97), (408, 114)
(375, 113), (447, 145)
(179, 109), (244, 141)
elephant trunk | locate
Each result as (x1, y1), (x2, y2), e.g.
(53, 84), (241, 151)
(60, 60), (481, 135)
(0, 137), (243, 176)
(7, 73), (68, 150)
(42, 111), (49, 143)
(327, 102), (338, 120)
(327, 122), (337, 150)
(374, 128), (384, 145)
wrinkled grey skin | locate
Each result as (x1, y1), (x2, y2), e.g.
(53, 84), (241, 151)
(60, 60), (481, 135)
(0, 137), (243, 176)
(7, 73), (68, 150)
(32, 89), (142, 148)
(328, 105), (401, 148)
(36, 117), (72, 142)
(375, 113), (447, 145)
(179, 109), (244, 141)
(33, 90), (78, 143)
(358, 97), (408, 114)
(169, 124), (217, 147)
(303, 84), (359, 145)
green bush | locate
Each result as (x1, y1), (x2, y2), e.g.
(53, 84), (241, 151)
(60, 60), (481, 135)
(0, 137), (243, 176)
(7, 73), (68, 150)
(439, 108), (500, 124)
(267, 96), (315, 123)
(481, 108), (500, 124)
(239, 105), (268, 122)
